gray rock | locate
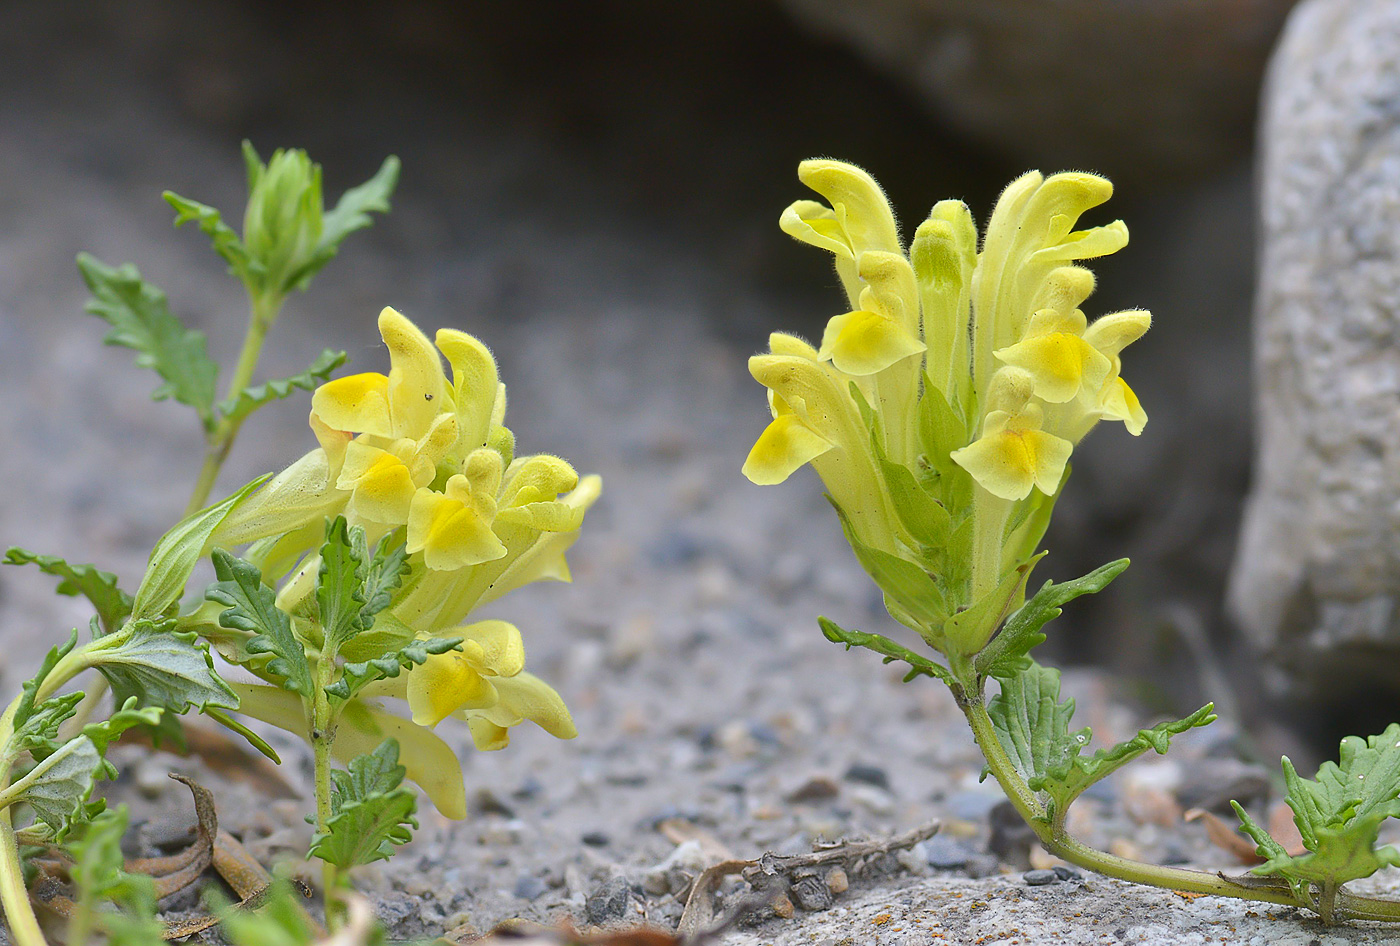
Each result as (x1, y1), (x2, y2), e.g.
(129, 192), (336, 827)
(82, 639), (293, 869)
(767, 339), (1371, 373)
(584, 877), (633, 926)
(512, 875), (547, 900)
(791, 874), (834, 911)
(774, 0), (1296, 183)
(923, 835), (975, 871)
(1023, 869), (1061, 886)
(1230, 0), (1400, 700)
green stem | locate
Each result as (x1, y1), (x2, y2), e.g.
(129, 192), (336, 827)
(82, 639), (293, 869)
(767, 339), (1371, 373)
(310, 655), (342, 930)
(0, 697), (44, 946)
(183, 291), (285, 517)
(957, 690), (1333, 914)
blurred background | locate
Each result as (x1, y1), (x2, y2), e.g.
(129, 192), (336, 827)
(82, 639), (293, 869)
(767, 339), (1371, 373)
(0, 1), (1315, 765)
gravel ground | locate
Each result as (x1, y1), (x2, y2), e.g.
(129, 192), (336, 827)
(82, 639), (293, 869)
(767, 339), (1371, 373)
(2, 2), (1389, 943)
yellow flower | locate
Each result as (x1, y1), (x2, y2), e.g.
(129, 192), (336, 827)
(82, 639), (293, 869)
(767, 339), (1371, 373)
(950, 404), (1072, 502)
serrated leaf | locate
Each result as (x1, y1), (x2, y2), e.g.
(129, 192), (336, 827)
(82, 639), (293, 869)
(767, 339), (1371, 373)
(1236, 724), (1400, 904)
(283, 155), (400, 293)
(986, 661), (1087, 808)
(3, 548), (133, 633)
(326, 637), (461, 702)
(817, 616), (952, 684)
(360, 533), (409, 627)
(986, 659), (1213, 821)
(3, 735), (102, 831)
(828, 497), (946, 634)
(208, 549), (311, 696)
(163, 191), (255, 282)
(10, 693), (84, 762)
(309, 739), (417, 869)
(82, 698), (165, 759)
(978, 559), (1130, 679)
(68, 806), (164, 945)
(11, 630), (80, 740)
(317, 517), (368, 651)
(216, 348), (347, 426)
(86, 619), (238, 714)
(77, 253), (218, 429)
(317, 157), (400, 260)
(132, 473), (272, 621)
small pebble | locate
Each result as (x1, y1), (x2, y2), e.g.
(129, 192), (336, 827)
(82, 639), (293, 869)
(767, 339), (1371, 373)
(923, 835), (975, 870)
(1052, 865), (1082, 881)
(792, 875), (834, 911)
(1023, 869), (1061, 886)
(843, 763), (891, 791)
(585, 877), (633, 926)
(825, 867), (849, 893)
(771, 894), (795, 919)
(786, 776), (841, 803)
(581, 831), (611, 847)
(513, 875), (547, 900)
(473, 788), (515, 817)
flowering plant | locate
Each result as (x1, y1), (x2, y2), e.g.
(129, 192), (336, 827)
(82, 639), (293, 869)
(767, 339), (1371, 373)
(0, 144), (597, 945)
(749, 159), (1400, 926)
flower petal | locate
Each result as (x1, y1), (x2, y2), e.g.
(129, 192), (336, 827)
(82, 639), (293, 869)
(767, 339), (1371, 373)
(406, 485), (507, 570)
(951, 425), (1072, 501)
(994, 333), (1111, 404)
(818, 309), (925, 376)
(379, 307), (450, 439)
(435, 328), (499, 450)
(312, 372), (392, 437)
(406, 653), (499, 728)
(742, 413), (833, 485)
(1100, 377), (1148, 435)
(337, 441), (417, 524)
(464, 671), (577, 741)
(458, 619), (526, 677)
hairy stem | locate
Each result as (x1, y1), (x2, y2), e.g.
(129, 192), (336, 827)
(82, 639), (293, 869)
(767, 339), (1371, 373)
(310, 655), (342, 930)
(184, 290), (285, 517)
(0, 697), (46, 946)
(958, 690), (1327, 913)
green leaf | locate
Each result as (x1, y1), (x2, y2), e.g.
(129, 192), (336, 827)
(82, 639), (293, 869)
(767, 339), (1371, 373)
(163, 191), (255, 283)
(986, 659), (1213, 822)
(11, 631), (80, 743)
(132, 473), (272, 621)
(360, 532), (409, 627)
(77, 253), (218, 429)
(68, 806), (164, 945)
(216, 348), (347, 426)
(81, 698), (165, 760)
(326, 637), (461, 702)
(10, 693), (84, 762)
(203, 706), (281, 764)
(208, 549), (311, 697)
(818, 616), (952, 684)
(86, 619), (238, 715)
(986, 661), (1086, 810)
(7, 735), (103, 831)
(917, 378), (973, 481)
(879, 458), (951, 550)
(317, 157), (400, 259)
(829, 497), (946, 633)
(2, 548), (133, 633)
(943, 551), (1044, 658)
(309, 739), (417, 869)
(978, 559), (1129, 679)
(317, 517), (369, 651)
(1236, 724), (1400, 900)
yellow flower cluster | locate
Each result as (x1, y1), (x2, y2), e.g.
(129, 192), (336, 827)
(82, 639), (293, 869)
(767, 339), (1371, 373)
(214, 308), (599, 815)
(744, 161), (1148, 647)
